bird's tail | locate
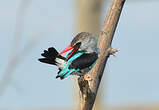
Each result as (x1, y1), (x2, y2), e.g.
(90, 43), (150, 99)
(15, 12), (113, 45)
(38, 47), (66, 69)
(38, 47), (76, 80)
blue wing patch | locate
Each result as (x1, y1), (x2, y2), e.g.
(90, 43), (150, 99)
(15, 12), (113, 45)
(56, 52), (83, 79)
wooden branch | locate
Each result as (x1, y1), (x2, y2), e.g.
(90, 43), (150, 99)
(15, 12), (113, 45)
(78, 0), (126, 110)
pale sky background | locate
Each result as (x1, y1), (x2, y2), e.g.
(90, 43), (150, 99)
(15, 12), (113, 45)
(0, 0), (159, 109)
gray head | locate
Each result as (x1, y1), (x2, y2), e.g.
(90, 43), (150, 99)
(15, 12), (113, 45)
(71, 32), (99, 53)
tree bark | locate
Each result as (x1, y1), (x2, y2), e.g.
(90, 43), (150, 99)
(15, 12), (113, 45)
(78, 0), (126, 110)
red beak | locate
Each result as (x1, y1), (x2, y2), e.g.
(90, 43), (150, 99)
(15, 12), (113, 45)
(59, 44), (73, 55)
(59, 44), (79, 59)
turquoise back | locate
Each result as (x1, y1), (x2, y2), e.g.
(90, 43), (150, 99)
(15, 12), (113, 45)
(57, 51), (97, 79)
(57, 52), (83, 78)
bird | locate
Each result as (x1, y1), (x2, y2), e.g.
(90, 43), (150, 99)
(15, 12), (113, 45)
(38, 32), (100, 80)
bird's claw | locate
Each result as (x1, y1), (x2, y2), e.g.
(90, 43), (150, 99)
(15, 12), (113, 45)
(83, 74), (92, 81)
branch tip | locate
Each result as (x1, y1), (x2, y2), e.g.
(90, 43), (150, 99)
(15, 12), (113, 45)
(108, 48), (120, 56)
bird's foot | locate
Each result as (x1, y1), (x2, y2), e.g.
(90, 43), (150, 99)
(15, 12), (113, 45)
(83, 74), (92, 81)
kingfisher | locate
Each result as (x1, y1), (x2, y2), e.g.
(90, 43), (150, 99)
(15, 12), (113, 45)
(38, 32), (100, 80)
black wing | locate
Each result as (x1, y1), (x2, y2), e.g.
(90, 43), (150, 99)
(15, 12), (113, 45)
(38, 47), (66, 65)
(69, 52), (98, 70)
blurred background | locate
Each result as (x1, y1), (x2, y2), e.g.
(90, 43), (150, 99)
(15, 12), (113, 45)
(0, 0), (159, 110)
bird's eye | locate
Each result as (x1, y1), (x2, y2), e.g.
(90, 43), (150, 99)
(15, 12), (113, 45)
(74, 42), (81, 48)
